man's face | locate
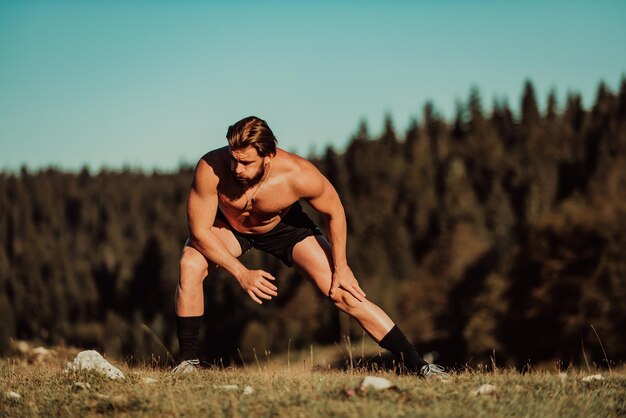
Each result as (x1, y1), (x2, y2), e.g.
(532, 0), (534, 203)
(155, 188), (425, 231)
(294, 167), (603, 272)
(229, 146), (267, 187)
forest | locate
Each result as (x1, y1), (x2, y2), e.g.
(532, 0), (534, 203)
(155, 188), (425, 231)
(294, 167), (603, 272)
(1, 79), (625, 369)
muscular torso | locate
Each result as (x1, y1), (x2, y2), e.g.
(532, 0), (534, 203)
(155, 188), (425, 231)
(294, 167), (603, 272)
(205, 147), (304, 234)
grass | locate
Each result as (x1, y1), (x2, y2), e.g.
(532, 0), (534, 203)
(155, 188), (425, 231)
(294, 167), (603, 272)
(1, 346), (625, 417)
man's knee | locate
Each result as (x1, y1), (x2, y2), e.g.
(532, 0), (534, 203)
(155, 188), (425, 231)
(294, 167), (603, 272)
(330, 289), (362, 314)
(179, 250), (209, 287)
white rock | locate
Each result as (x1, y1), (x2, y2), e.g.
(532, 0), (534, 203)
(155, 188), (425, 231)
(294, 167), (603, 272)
(360, 376), (395, 390)
(65, 350), (125, 380)
(472, 384), (497, 396)
(142, 377), (158, 384)
(582, 374), (604, 382)
(5, 391), (21, 401)
(243, 386), (254, 395)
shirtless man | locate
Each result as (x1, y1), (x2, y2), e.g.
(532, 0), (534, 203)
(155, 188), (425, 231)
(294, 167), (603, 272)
(173, 116), (445, 377)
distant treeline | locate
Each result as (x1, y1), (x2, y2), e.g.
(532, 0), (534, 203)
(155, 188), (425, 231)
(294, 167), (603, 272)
(1, 79), (626, 369)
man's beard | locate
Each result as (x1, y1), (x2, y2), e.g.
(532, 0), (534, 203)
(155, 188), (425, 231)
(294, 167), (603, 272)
(235, 164), (265, 188)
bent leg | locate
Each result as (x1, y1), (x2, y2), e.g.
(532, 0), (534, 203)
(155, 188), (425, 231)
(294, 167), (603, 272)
(291, 235), (395, 341)
(175, 220), (242, 362)
(175, 220), (243, 316)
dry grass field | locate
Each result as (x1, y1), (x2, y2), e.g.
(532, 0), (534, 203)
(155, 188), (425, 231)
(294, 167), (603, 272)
(1, 343), (625, 417)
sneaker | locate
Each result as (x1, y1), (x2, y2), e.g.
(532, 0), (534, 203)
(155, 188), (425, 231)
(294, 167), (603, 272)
(172, 358), (200, 374)
(419, 363), (449, 379)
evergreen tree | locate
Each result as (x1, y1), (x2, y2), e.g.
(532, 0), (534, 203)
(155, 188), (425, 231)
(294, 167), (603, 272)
(521, 79), (540, 127)
(546, 89), (558, 121)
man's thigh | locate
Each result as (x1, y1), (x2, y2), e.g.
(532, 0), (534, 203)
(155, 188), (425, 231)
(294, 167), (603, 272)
(291, 235), (334, 295)
(183, 219), (244, 266)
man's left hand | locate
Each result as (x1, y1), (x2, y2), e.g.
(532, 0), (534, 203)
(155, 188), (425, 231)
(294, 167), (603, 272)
(329, 265), (366, 302)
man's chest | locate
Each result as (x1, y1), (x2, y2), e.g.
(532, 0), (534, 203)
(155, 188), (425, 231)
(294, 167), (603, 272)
(218, 181), (298, 214)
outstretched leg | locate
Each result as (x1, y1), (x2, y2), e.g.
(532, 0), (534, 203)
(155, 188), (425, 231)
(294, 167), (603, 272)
(175, 220), (242, 362)
(292, 235), (430, 373)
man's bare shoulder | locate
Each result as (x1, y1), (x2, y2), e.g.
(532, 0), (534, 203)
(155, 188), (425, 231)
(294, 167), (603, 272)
(275, 148), (324, 197)
(192, 147), (229, 189)
(275, 148), (317, 173)
(195, 147), (229, 174)
(199, 146), (229, 167)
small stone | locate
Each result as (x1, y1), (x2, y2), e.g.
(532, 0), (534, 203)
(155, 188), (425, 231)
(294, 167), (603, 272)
(472, 384), (496, 396)
(243, 386), (254, 395)
(360, 376), (395, 390)
(141, 377), (158, 384)
(65, 350), (125, 380)
(5, 391), (21, 401)
(346, 389), (356, 397)
(582, 374), (604, 382)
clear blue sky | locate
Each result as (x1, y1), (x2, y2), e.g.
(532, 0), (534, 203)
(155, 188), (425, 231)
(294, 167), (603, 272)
(1, 1), (625, 172)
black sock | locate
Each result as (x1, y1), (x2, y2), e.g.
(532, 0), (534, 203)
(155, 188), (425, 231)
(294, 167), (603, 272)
(378, 325), (428, 372)
(176, 315), (203, 361)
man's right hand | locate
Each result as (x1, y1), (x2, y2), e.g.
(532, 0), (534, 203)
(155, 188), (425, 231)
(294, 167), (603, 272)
(236, 269), (278, 304)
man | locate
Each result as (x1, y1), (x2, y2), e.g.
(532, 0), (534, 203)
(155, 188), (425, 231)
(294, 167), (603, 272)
(173, 116), (446, 377)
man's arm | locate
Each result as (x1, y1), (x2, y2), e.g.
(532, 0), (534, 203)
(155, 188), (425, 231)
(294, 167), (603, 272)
(295, 159), (366, 302)
(187, 158), (247, 277)
(187, 158), (278, 304)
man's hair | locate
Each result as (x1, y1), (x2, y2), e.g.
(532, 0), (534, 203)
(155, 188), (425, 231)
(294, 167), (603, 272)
(226, 116), (277, 157)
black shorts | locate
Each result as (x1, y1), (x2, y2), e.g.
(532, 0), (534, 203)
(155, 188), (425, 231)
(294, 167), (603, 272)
(215, 201), (323, 267)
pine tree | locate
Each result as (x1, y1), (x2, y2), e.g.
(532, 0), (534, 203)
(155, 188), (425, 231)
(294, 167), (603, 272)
(546, 89), (558, 121)
(521, 79), (540, 127)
